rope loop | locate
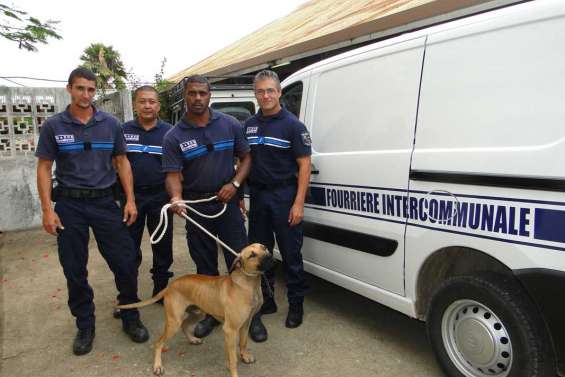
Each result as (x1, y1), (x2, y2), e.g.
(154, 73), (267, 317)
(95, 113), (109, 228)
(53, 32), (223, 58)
(149, 196), (239, 257)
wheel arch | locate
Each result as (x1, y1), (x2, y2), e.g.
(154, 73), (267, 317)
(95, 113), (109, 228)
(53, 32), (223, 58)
(414, 246), (513, 321)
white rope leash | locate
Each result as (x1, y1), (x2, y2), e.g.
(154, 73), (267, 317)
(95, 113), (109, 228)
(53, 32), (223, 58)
(149, 196), (240, 257)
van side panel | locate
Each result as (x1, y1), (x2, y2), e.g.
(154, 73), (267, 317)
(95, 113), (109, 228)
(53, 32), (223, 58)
(304, 37), (425, 296)
(413, 3), (565, 178)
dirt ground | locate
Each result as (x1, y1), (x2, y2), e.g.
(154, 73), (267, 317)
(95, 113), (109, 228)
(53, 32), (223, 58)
(0, 222), (443, 377)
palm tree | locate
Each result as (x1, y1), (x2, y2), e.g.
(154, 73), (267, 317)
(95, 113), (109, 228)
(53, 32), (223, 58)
(79, 43), (127, 90)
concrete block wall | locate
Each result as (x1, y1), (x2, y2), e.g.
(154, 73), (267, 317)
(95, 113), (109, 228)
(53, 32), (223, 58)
(0, 87), (69, 231)
(0, 157), (42, 231)
(0, 87), (132, 231)
(94, 90), (134, 123)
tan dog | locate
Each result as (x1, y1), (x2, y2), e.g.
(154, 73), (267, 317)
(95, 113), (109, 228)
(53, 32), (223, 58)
(116, 243), (274, 377)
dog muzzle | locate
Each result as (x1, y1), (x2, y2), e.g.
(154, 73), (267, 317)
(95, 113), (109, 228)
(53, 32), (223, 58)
(258, 254), (275, 272)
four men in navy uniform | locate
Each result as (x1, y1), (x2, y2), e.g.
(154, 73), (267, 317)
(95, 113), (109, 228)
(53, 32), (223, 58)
(36, 68), (149, 356)
(245, 70), (312, 342)
(36, 68), (311, 353)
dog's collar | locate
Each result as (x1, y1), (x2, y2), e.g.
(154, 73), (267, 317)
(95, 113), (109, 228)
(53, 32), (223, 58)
(240, 267), (262, 277)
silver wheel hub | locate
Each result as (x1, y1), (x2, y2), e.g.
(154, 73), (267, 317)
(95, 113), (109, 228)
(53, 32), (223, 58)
(442, 299), (512, 377)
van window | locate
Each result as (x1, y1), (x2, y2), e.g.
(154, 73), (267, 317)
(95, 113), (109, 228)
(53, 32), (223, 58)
(281, 82), (303, 118)
(210, 101), (255, 123)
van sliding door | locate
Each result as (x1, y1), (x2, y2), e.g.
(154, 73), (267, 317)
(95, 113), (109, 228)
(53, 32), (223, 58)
(303, 37), (426, 295)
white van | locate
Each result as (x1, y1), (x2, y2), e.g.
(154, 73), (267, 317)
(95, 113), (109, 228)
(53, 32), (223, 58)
(207, 84), (257, 123)
(279, 1), (565, 376)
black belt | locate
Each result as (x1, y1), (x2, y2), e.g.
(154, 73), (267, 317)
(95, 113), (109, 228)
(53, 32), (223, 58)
(182, 191), (218, 200)
(248, 177), (297, 191)
(134, 184), (165, 195)
(55, 186), (114, 200)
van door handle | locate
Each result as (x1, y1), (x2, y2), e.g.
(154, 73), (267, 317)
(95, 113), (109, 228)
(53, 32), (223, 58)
(311, 164), (320, 175)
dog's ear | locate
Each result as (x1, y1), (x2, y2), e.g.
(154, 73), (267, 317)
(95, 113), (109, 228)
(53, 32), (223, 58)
(229, 255), (242, 273)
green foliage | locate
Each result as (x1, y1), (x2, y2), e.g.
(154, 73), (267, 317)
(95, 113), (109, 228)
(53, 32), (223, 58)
(154, 57), (174, 92)
(154, 57), (174, 122)
(80, 43), (128, 91)
(0, 3), (61, 51)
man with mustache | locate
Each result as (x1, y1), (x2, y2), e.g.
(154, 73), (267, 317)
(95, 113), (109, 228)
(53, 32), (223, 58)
(162, 75), (251, 338)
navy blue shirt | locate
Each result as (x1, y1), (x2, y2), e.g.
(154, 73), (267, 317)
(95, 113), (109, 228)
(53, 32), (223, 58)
(162, 109), (250, 193)
(122, 119), (172, 187)
(35, 106), (127, 189)
(244, 107), (311, 185)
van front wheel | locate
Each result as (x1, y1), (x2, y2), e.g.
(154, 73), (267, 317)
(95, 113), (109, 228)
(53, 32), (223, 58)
(426, 273), (554, 377)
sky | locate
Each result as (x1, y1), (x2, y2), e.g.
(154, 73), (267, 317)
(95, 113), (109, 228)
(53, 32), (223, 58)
(1, 0), (309, 87)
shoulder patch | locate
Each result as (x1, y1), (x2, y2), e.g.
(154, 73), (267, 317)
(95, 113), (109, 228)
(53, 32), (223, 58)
(301, 132), (312, 147)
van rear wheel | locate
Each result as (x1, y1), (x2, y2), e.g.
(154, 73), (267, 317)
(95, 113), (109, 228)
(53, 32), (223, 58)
(426, 273), (554, 377)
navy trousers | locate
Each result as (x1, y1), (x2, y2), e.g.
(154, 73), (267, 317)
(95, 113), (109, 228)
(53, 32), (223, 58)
(185, 198), (247, 276)
(127, 191), (173, 293)
(54, 196), (140, 329)
(248, 184), (307, 305)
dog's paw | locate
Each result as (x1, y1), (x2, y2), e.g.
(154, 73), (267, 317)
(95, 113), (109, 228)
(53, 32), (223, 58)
(153, 365), (165, 376)
(240, 350), (256, 364)
(189, 337), (203, 345)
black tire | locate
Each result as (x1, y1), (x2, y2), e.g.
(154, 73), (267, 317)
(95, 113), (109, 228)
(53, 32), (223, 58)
(426, 273), (555, 377)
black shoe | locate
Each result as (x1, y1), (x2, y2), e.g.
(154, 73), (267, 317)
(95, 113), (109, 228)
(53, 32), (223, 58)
(285, 303), (303, 328)
(193, 315), (220, 338)
(122, 319), (149, 343)
(73, 327), (95, 356)
(113, 308), (121, 319)
(260, 298), (278, 315)
(249, 314), (268, 342)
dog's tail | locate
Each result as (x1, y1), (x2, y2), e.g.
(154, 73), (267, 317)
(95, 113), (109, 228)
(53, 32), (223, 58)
(115, 288), (167, 310)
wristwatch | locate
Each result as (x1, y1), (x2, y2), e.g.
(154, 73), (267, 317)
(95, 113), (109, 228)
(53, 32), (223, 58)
(231, 180), (241, 189)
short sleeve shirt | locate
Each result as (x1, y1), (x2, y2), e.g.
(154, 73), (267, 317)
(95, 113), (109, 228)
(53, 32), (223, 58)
(35, 106), (126, 189)
(122, 119), (172, 187)
(244, 107), (311, 185)
(162, 109), (250, 193)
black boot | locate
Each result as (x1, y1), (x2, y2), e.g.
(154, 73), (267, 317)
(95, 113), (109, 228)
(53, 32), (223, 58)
(260, 297), (278, 315)
(122, 318), (149, 343)
(285, 303), (303, 328)
(193, 315), (220, 338)
(249, 313), (268, 342)
(73, 327), (95, 356)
